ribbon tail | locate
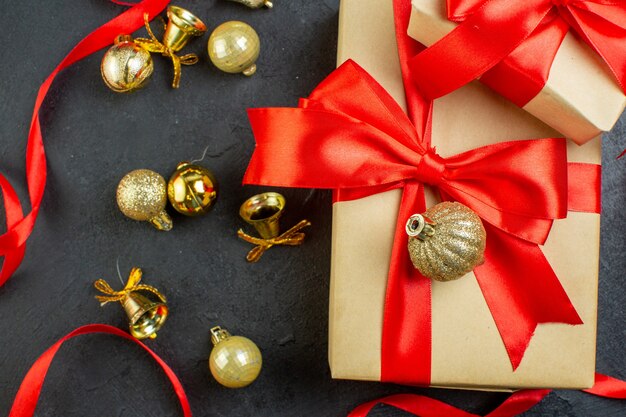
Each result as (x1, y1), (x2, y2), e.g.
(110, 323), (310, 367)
(0, 174), (26, 286)
(583, 373), (626, 399)
(566, 5), (626, 93)
(380, 183), (431, 385)
(347, 389), (551, 417)
(170, 53), (182, 89)
(474, 224), (582, 370)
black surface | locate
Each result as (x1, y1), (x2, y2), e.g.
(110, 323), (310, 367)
(0, 1), (624, 416)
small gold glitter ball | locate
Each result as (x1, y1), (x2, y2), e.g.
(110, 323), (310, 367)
(207, 21), (260, 76)
(167, 162), (218, 216)
(407, 202), (486, 282)
(101, 35), (154, 93)
(209, 326), (262, 388)
(116, 169), (173, 231)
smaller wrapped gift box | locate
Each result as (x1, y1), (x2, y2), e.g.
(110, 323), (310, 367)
(328, 0), (600, 390)
(406, 0), (626, 144)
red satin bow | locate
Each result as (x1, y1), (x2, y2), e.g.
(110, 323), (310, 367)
(0, 0), (171, 285)
(410, 0), (626, 105)
(244, 59), (596, 383)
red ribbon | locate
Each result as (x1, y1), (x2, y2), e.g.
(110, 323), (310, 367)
(0, 0), (171, 286)
(348, 373), (626, 417)
(7, 324), (192, 417)
(409, 0), (626, 105)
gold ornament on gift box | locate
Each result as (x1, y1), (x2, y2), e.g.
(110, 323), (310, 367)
(135, 7), (207, 88)
(226, 0), (273, 9)
(101, 35), (154, 93)
(167, 162), (218, 216)
(238, 192), (311, 262)
(94, 267), (169, 340)
(208, 21), (261, 76)
(406, 201), (486, 282)
(208, 326), (262, 388)
(116, 169), (173, 231)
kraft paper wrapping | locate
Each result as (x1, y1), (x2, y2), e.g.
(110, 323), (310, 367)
(329, 0), (600, 390)
(407, 0), (626, 145)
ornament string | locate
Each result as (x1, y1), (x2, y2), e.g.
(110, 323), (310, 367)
(190, 145), (211, 164)
(238, 219), (311, 262)
(135, 13), (199, 89)
(7, 324), (192, 417)
(94, 267), (166, 305)
(0, 0), (171, 286)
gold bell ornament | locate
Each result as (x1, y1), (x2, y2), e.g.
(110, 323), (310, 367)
(208, 326), (262, 388)
(406, 201), (486, 282)
(207, 21), (261, 76)
(94, 267), (169, 340)
(101, 34), (154, 93)
(237, 192), (311, 262)
(135, 6), (207, 88)
(225, 0), (273, 9)
(167, 162), (218, 216)
(116, 169), (173, 231)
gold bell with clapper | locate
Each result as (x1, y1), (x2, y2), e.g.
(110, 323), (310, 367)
(94, 267), (169, 340)
(163, 6), (207, 52)
(135, 6), (207, 88)
(239, 192), (285, 239)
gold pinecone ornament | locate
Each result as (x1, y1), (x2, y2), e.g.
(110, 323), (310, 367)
(406, 202), (486, 282)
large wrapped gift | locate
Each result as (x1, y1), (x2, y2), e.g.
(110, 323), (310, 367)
(243, 0), (601, 390)
(407, 0), (626, 144)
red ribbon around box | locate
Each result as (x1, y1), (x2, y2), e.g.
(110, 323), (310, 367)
(409, 0), (626, 106)
(244, 2), (601, 386)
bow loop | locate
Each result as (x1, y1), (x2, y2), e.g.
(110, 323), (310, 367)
(94, 267), (166, 306)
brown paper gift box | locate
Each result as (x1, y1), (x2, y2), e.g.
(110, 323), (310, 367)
(407, 0), (626, 145)
(329, 0), (600, 390)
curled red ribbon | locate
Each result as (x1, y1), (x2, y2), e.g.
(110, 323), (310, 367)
(0, 0), (171, 285)
(7, 324), (192, 417)
(409, 0), (626, 106)
(348, 373), (626, 417)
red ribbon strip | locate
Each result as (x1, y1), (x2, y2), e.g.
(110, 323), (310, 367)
(348, 372), (626, 417)
(0, 0), (171, 286)
(409, 0), (626, 105)
(7, 324), (192, 417)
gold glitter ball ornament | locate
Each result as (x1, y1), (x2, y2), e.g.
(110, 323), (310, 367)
(406, 202), (486, 282)
(226, 0), (273, 9)
(167, 162), (218, 216)
(208, 326), (262, 388)
(116, 169), (173, 231)
(101, 35), (154, 93)
(207, 21), (260, 76)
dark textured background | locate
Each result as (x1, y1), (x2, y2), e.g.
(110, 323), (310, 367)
(0, 1), (624, 416)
